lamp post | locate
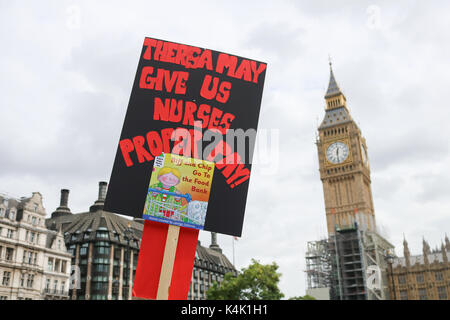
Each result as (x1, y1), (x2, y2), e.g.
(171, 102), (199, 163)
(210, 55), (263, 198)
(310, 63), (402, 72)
(385, 254), (396, 300)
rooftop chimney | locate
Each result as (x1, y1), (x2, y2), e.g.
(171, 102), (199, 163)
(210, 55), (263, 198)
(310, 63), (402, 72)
(209, 232), (222, 253)
(51, 189), (72, 218)
(60, 189), (69, 207)
(98, 181), (107, 201)
(90, 181), (108, 212)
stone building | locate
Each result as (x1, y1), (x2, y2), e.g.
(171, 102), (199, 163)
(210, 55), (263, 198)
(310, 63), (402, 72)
(0, 192), (71, 300)
(46, 183), (142, 300)
(46, 182), (236, 300)
(387, 236), (449, 300)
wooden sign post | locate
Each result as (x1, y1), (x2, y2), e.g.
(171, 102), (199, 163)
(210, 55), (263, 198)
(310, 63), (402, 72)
(156, 224), (180, 299)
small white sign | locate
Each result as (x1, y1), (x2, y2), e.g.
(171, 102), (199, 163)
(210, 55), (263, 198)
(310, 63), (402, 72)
(154, 153), (165, 168)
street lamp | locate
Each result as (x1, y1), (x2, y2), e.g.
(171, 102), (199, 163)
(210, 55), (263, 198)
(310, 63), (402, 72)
(385, 253), (396, 300)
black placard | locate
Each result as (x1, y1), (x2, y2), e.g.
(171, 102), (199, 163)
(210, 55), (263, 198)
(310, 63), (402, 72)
(104, 37), (267, 237)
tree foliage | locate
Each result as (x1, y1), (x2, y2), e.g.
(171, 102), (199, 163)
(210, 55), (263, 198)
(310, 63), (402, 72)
(206, 259), (284, 300)
(288, 295), (316, 300)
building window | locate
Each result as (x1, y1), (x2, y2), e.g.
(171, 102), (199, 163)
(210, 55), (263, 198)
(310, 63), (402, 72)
(53, 280), (58, 294)
(46, 279), (51, 291)
(397, 275), (406, 284)
(95, 246), (110, 255)
(26, 251), (33, 264)
(96, 231), (109, 239)
(94, 263), (110, 273)
(2, 271), (11, 286)
(48, 258), (54, 271)
(437, 286), (447, 300)
(5, 248), (13, 261)
(400, 290), (408, 300)
(27, 274), (34, 288)
(418, 288), (427, 300)
(7, 229), (13, 239)
(416, 274), (424, 283)
(54, 259), (61, 272)
(20, 273), (26, 287)
(61, 260), (67, 273)
(435, 271), (443, 281)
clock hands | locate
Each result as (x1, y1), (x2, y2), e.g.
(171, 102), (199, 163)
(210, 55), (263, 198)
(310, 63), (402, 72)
(327, 142), (348, 164)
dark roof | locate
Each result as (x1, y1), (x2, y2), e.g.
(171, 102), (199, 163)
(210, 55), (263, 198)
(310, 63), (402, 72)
(196, 241), (236, 272)
(46, 210), (144, 246)
(319, 106), (352, 129)
(325, 64), (343, 99)
(45, 231), (57, 249)
(0, 194), (25, 210)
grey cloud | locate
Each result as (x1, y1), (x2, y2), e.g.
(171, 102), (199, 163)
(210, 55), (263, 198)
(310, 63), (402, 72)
(2, 1), (450, 299)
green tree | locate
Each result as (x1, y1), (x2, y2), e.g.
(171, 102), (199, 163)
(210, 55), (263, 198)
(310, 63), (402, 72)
(288, 295), (316, 300)
(206, 259), (284, 300)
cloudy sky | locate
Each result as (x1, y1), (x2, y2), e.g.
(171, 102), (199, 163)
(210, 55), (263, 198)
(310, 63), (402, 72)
(1, 1), (449, 298)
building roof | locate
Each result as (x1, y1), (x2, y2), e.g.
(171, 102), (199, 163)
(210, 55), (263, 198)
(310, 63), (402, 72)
(196, 241), (235, 271)
(46, 231), (57, 249)
(46, 209), (144, 247)
(324, 63), (343, 99)
(0, 194), (25, 210)
(319, 106), (352, 129)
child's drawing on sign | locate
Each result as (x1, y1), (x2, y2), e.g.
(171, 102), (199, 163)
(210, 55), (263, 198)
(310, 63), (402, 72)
(143, 153), (214, 230)
(149, 167), (186, 218)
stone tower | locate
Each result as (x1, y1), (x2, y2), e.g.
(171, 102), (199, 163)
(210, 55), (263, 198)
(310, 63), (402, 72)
(316, 62), (376, 235)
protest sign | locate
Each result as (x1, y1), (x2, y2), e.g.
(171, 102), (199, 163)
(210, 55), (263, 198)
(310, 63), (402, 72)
(104, 37), (267, 237)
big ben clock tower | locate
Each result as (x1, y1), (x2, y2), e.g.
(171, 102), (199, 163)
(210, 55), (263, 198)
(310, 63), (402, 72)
(317, 63), (376, 235)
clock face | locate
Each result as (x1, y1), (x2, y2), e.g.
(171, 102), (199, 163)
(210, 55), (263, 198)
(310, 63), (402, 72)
(326, 142), (349, 164)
